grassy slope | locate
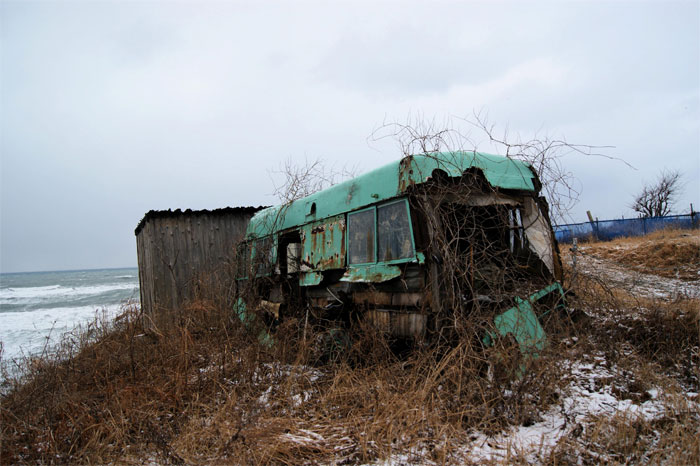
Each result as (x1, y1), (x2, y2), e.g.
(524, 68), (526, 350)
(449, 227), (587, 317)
(575, 228), (700, 280)
(1, 229), (698, 465)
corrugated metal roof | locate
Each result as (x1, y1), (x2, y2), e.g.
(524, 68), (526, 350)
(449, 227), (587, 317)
(134, 206), (266, 236)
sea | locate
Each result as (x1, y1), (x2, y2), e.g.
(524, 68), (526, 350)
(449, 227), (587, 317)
(0, 268), (140, 364)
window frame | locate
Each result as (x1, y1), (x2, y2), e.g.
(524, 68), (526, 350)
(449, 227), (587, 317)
(236, 242), (249, 280)
(251, 235), (277, 277)
(346, 205), (377, 266)
(376, 198), (417, 265)
(346, 198), (416, 267)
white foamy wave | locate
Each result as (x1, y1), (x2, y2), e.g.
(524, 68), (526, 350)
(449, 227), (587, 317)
(0, 305), (122, 362)
(0, 283), (137, 302)
(0, 285), (63, 299)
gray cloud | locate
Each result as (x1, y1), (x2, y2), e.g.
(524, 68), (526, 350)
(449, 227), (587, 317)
(1, 0), (698, 273)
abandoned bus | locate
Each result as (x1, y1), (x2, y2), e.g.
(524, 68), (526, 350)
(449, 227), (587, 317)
(236, 151), (564, 355)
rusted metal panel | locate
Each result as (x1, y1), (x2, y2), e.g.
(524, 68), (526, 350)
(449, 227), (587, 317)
(398, 152), (537, 195)
(299, 271), (323, 287)
(484, 283), (566, 365)
(352, 291), (423, 307)
(339, 264), (402, 283)
(366, 309), (427, 338)
(300, 214), (346, 271)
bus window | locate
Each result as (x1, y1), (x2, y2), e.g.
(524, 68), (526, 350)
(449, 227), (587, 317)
(377, 200), (414, 262)
(348, 208), (375, 264)
(254, 237), (274, 276)
(236, 243), (248, 278)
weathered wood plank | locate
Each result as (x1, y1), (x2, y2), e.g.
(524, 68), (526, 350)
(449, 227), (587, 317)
(135, 207), (261, 320)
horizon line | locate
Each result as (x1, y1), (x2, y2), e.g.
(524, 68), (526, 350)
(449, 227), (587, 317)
(0, 266), (138, 275)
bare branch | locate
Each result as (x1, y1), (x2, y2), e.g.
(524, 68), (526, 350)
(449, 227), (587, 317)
(269, 156), (357, 205)
(630, 169), (684, 217)
(370, 112), (621, 224)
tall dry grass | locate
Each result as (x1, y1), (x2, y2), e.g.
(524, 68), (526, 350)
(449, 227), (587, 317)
(1, 293), (580, 464)
(2, 231), (698, 464)
(576, 227), (700, 280)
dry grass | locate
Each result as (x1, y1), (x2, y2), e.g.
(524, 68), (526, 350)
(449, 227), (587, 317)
(0, 299), (259, 464)
(0, 300), (577, 464)
(573, 227), (700, 280)
(548, 408), (700, 465)
(2, 229), (698, 464)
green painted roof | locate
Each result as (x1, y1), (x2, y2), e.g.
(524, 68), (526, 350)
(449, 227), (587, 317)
(247, 151), (537, 239)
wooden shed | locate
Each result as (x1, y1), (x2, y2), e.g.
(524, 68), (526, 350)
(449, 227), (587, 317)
(135, 206), (263, 322)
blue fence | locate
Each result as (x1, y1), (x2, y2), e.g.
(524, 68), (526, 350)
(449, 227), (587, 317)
(554, 213), (699, 243)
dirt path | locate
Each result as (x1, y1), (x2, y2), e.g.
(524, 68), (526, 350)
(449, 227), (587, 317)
(568, 251), (699, 299)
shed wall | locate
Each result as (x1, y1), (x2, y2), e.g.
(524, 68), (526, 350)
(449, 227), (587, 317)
(136, 209), (259, 323)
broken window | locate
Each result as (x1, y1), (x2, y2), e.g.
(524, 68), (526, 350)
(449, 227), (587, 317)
(254, 237), (274, 276)
(348, 208), (375, 264)
(508, 207), (527, 254)
(237, 243), (248, 278)
(378, 200), (414, 262)
(285, 242), (302, 274)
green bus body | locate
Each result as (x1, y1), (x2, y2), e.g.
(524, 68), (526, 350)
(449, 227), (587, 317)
(237, 152), (564, 351)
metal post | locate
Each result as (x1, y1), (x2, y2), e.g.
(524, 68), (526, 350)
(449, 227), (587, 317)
(586, 211), (598, 241)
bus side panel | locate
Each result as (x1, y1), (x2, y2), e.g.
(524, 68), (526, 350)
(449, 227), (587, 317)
(300, 214), (346, 272)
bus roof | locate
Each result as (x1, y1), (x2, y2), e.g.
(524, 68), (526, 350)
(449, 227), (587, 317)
(246, 151), (537, 239)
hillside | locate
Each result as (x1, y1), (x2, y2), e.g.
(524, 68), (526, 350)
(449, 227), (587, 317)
(2, 229), (698, 465)
(572, 228), (700, 282)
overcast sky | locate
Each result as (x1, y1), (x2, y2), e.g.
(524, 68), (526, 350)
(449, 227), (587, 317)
(1, 0), (698, 273)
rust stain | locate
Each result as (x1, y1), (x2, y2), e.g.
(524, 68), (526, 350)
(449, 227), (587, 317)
(346, 183), (357, 203)
(302, 214), (346, 272)
(398, 156), (416, 193)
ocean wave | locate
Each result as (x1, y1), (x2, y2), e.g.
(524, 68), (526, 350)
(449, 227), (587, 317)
(0, 285), (62, 299)
(0, 283), (138, 302)
(0, 305), (123, 362)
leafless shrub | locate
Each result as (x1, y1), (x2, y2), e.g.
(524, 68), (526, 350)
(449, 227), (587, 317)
(371, 111), (621, 223)
(270, 156), (357, 205)
(631, 168), (684, 217)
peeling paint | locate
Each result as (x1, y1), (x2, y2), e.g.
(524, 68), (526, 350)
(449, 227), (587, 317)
(300, 271), (323, 287)
(340, 264), (402, 283)
(301, 214), (346, 273)
(485, 283), (565, 362)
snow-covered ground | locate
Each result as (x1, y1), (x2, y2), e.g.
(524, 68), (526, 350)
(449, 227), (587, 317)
(267, 350), (697, 465)
(462, 354), (689, 464)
